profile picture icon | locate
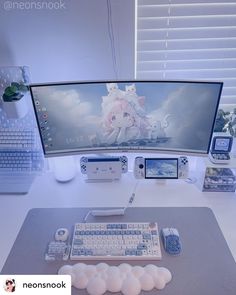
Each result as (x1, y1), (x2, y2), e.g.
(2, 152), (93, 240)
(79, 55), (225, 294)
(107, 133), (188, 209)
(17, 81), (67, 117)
(4, 279), (15, 293)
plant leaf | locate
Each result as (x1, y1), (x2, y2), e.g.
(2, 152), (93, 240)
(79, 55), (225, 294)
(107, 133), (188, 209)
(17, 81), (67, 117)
(18, 85), (28, 92)
(4, 86), (16, 96)
(11, 82), (20, 88)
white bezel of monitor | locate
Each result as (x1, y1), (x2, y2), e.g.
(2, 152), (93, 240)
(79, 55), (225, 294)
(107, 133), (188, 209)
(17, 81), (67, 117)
(29, 80), (223, 158)
(145, 158), (179, 179)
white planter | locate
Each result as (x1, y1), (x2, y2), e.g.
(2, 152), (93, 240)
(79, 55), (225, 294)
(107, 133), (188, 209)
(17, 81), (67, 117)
(2, 93), (29, 119)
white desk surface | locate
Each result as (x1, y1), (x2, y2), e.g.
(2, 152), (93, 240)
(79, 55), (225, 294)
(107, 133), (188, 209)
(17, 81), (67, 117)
(1, 154), (236, 271)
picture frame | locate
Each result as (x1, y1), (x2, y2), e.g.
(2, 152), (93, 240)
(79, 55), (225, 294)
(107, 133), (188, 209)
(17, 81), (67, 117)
(214, 104), (236, 137)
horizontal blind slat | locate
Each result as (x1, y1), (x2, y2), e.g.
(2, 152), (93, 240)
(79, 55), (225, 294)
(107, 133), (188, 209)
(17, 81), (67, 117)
(138, 49), (236, 61)
(137, 68), (236, 79)
(138, 4), (236, 18)
(137, 38), (236, 51)
(137, 59), (236, 71)
(136, 0), (236, 102)
(138, 27), (236, 40)
(138, 15), (236, 30)
(138, 0), (236, 5)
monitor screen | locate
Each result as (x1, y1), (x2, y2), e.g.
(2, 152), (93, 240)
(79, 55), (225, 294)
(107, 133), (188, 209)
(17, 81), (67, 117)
(145, 158), (178, 179)
(30, 80), (223, 157)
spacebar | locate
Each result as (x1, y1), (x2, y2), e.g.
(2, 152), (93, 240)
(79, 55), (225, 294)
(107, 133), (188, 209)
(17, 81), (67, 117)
(93, 249), (125, 256)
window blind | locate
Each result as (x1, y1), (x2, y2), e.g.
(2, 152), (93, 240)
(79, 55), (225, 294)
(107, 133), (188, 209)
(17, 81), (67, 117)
(135, 0), (236, 103)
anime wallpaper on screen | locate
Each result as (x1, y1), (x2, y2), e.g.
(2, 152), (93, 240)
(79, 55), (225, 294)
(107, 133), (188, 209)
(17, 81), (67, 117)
(31, 81), (222, 155)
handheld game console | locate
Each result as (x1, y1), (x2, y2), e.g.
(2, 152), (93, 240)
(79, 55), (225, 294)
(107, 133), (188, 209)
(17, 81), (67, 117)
(80, 156), (128, 180)
(134, 156), (189, 179)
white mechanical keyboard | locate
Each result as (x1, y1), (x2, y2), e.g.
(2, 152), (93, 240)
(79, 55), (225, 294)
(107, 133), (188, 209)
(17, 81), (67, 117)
(0, 128), (35, 149)
(71, 222), (162, 260)
(0, 151), (43, 172)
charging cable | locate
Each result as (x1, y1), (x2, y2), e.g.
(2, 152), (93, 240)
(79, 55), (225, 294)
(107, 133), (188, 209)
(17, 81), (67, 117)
(83, 181), (139, 222)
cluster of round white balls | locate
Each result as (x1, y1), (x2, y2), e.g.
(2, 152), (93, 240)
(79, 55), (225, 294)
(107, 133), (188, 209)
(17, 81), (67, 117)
(58, 262), (172, 295)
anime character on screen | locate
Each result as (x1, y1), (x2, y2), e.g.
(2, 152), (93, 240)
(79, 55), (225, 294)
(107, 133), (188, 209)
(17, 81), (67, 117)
(148, 115), (171, 140)
(103, 99), (140, 144)
(101, 83), (125, 110)
(125, 84), (146, 117)
(107, 83), (124, 96)
(102, 83), (149, 145)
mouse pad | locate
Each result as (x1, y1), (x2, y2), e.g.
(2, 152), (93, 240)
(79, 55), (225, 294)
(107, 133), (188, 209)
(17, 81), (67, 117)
(1, 207), (236, 295)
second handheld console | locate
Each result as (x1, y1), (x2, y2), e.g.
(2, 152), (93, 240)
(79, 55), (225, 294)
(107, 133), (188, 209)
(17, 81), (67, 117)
(134, 156), (189, 179)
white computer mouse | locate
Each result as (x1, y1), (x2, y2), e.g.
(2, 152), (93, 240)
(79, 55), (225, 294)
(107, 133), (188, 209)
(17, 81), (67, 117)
(52, 156), (77, 182)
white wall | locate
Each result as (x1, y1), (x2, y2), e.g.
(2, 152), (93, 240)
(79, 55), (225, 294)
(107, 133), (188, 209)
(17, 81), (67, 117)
(0, 0), (135, 82)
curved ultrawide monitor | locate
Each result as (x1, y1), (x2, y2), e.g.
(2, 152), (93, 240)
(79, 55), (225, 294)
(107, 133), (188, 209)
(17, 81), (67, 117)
(30, 80), (223, 157)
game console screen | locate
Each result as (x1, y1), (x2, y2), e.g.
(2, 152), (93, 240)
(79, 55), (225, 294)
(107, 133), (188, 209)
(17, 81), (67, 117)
(30, 81), (222, 156)
(145, 158), (178, 179)
(214, 138), (231, 152)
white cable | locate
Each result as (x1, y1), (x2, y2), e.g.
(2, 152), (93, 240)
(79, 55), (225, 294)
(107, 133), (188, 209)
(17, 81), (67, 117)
(184, 176), (197, 184)
(83, 211), (92, 223)
(106, 0), (118, 79)
(124, 180), (139, 210)
(91, 208), (125, 217)
(83, 180), (140, 222)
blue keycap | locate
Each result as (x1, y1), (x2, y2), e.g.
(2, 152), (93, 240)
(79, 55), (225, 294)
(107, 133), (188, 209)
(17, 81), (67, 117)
(143, 233), (151, 240)
(73, 239), (83, 245)
(137, 244), (147, 250)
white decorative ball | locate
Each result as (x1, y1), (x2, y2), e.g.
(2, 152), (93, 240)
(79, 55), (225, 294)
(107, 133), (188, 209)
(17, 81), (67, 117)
(120, 272), (127, 281)
(86, 277), (106, 295)
(72, 263), (86, 275)
(73, 273), (89, 289)
(99, 272), (108, 281)
(121, 274), (141, 295)
(158, 267), (172, 283)
(154, 275), (166, 290)
(58, 265), (76, 284)
(132, 266), (144, 278)
(139, 272), (155, 291)
(58, 265), (73, 275)
(106, 274), (123, 292)
(144, 264), (158, 276)
(118, 263), (132, 274)
(107, 266), (120, 277)
(85, 265), (97, 278)
(96, 263), (109, 272)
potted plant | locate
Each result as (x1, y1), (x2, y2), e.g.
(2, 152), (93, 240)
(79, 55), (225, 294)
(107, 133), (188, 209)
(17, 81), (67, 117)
(3, 82), (28, 101)
(1, 67), (30, 119)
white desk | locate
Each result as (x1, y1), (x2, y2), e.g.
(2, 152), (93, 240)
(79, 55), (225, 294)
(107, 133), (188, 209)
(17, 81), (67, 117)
(1, 154), (236, 271)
